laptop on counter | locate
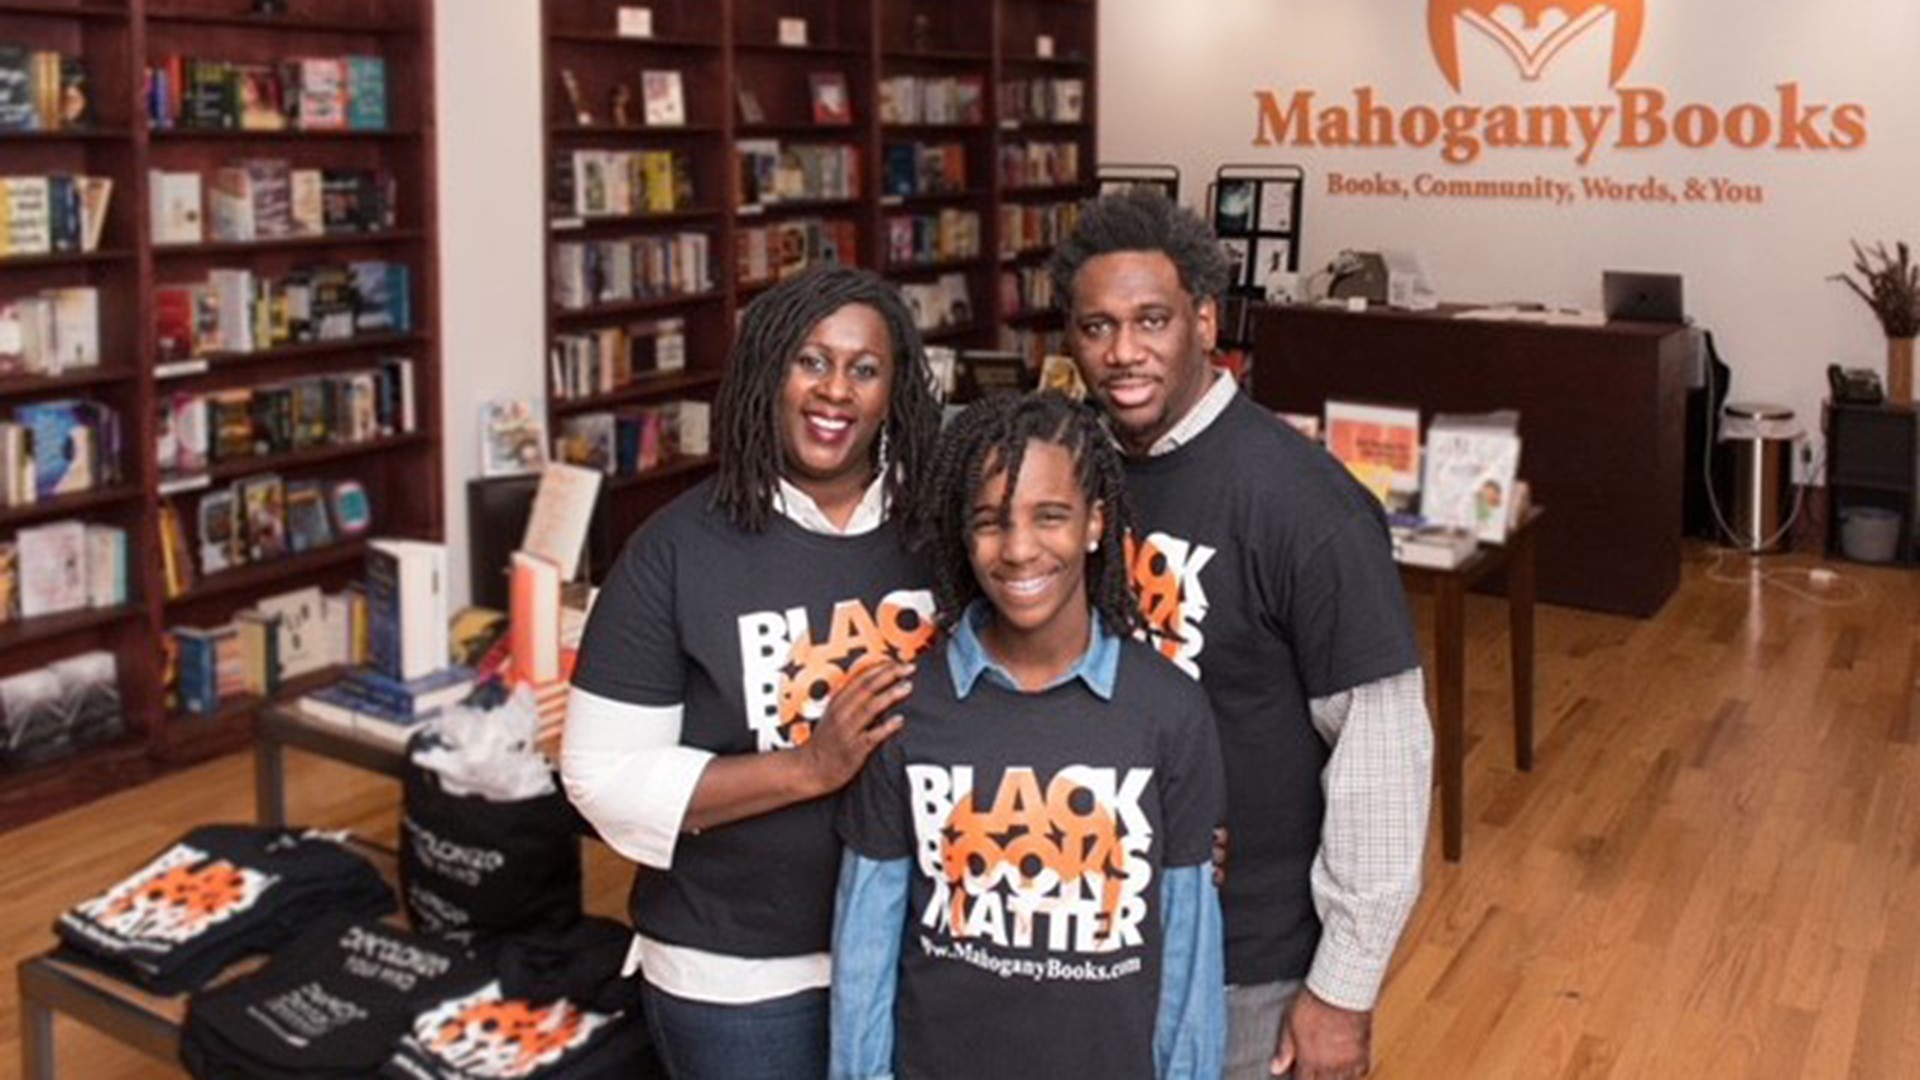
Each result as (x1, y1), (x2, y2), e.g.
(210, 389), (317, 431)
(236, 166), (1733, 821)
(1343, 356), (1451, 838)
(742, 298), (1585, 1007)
(1602, 270), (1686, 323)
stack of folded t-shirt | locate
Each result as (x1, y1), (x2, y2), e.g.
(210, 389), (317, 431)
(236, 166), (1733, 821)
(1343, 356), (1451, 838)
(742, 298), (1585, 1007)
(181, 915), (481, 1079)
(384, 917), (663, 1080)
(54, 825), (394, 994)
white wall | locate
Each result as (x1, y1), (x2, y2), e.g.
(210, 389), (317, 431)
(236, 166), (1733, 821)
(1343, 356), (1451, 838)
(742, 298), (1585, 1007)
(1098, 0), (1920, 471)
(435, 0), (546, 607)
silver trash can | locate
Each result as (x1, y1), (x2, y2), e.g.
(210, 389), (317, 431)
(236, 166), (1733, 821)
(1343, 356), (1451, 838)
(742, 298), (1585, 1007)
(1719, 402), (1797, 553)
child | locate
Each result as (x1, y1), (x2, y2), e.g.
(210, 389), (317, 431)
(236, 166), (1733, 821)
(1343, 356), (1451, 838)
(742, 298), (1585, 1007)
(831, 391), (1226, 1079)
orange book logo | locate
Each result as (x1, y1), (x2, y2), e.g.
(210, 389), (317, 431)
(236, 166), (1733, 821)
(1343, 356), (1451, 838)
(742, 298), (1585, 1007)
(1429, 0), (1646, 91)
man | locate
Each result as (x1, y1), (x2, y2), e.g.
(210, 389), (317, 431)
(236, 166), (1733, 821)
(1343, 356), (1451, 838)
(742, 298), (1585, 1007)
(1051, 190), (1433, 1080)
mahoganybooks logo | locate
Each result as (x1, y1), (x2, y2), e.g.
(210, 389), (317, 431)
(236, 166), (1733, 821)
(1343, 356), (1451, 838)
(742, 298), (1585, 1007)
(1428, 0), (1645, 91)
(1251, 1), (1869, 168)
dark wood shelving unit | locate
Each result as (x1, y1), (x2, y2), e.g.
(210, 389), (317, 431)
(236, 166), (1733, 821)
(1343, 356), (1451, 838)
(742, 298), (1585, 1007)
(0, 0), (443, 827)
(541, 0), (1094, 584)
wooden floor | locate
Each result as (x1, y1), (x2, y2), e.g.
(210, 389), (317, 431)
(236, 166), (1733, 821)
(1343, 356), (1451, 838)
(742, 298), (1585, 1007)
(2, 545), (1915, 1078)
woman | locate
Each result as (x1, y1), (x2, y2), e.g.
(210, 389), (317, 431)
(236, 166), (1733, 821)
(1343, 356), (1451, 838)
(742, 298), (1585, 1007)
(563, 266), (943, 1079)
(832, 392), (1227, 1079)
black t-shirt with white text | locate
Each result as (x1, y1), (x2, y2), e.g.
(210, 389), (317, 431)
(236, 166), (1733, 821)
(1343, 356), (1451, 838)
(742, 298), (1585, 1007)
(572, 478), (935, 959)
(838, 639), (1224, 1080)
(1121, 392), (1419, 985)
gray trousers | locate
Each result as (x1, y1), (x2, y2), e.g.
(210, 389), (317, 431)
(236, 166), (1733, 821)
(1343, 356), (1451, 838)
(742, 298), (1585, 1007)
(1225, 979), (1305, 1080)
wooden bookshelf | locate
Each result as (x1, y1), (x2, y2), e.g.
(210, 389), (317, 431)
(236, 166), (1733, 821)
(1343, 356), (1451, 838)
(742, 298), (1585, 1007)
(0, 0), (443, 829)
(540, 0), (1097, 581)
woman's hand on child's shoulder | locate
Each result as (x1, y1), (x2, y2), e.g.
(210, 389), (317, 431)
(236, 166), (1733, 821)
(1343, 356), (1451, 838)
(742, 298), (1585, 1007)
(793, 658), (916, 795)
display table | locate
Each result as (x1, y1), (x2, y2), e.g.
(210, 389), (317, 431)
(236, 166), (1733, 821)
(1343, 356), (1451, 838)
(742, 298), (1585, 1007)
(1400, 507), (1542, 862)
(17, 844), (396, 1080)
(254, 705), (407, 826)
(1254, 303), (1689, 616)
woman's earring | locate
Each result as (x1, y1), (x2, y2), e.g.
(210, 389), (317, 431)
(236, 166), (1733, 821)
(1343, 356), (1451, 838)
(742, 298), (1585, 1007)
(876, 426), (893, 469)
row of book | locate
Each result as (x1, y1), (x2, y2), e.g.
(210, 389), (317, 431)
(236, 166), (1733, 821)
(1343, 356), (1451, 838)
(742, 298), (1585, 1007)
(0, 519), (127, 622)
(1000, 141), (1082, 189)
(145, 54), (388, 132)
(154, 260), (413, 359)
(881, 142), (968, 198)
(150, 163), (397, 246)
(0, 174), (114, 258)
(156, 359), (417, 476)
(554, 149), (695, 220)
(300, 539), (464, 745)
(998, 78), (1087, 124)
(736, 141), (860, 208)
(0, 45), (90, 133)
(1000, 266), (1056, 317)
(0, 285), (99, 377)
(901, 273), (975, 335)
(551, 233), (714, 312)
(736, 217), (858, 287)
(877, 75), (987, 126)
(0, 398), (123, 506)
(999, 325), (1066, 370)
(0, 651), (119, 773)
(171, 583), (367, 715)
(555, 400), (711, 476)
(157, 473), (370, 598)
(886, 209), (982, 269)
(999, 200), (1083, 257)
(550, 318), (688, 403)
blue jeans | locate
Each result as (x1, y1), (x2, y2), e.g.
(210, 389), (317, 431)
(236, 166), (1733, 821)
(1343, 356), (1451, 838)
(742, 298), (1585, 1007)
(642, 983), (829, 1080)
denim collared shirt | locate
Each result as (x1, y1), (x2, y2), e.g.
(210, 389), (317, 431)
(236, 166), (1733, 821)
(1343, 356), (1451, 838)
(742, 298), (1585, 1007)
(829, 602), (1225, 1080)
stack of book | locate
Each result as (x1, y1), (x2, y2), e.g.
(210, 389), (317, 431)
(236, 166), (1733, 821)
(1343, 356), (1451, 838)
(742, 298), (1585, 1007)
(735, 141), (861, 208)
(881, 142), (967, 198)
(997, 78), (1086, 124)
(554, 400), (709, 475)
(553, 149), (693, 219)
(171, 585), (367, 715)
(155, 359), (416, 475)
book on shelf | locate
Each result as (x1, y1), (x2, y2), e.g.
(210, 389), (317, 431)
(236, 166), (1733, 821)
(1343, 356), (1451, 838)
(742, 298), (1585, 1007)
(0, 651), (121, 771)
(0, 46), (93, 134)
(16, 519), (87, 618)
(0, 286), (100, 376)
(14, 398), (119, 498)
(345, 55), (388, 131)
(1421, 411), (1523, 543)
(150, 171), (205, 246)
(285, 480), (336, 554)
(196, 488), (238, 574)
(255, 585), (329, 680)
(366, 538), (449, 683)
(878, 75), (987, 126)
(641, 70), (686, 127)
(1389, 520), (1478, 570)
(810, 72), (852, 126)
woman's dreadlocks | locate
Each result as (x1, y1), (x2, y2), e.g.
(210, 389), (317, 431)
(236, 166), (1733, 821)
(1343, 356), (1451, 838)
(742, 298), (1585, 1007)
(916, 391), (1140, 637)
(710, 265), (943, 532)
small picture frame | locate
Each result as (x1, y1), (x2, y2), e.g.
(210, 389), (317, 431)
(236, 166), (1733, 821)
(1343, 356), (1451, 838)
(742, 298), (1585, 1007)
(642, 69), (686, 126)
(1257, 180), (1297, 233)
(1214, 179), (1257, 235)
(778, 17), (809, 46)
(737, 87), (767, 125)
(1035, 34), (1055, 59)
(616, 5), (654, 39)
(1218, 237), (1251, 289)
(809, 72), (851, 125)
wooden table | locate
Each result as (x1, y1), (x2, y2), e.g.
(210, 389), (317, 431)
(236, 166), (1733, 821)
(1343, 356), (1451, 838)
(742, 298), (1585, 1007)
(1400, 508), (1542, 862)
(253, 705), (406, 826)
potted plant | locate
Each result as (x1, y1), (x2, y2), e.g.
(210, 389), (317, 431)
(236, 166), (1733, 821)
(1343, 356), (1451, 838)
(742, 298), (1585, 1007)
(1831, 239), (1920, 405)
